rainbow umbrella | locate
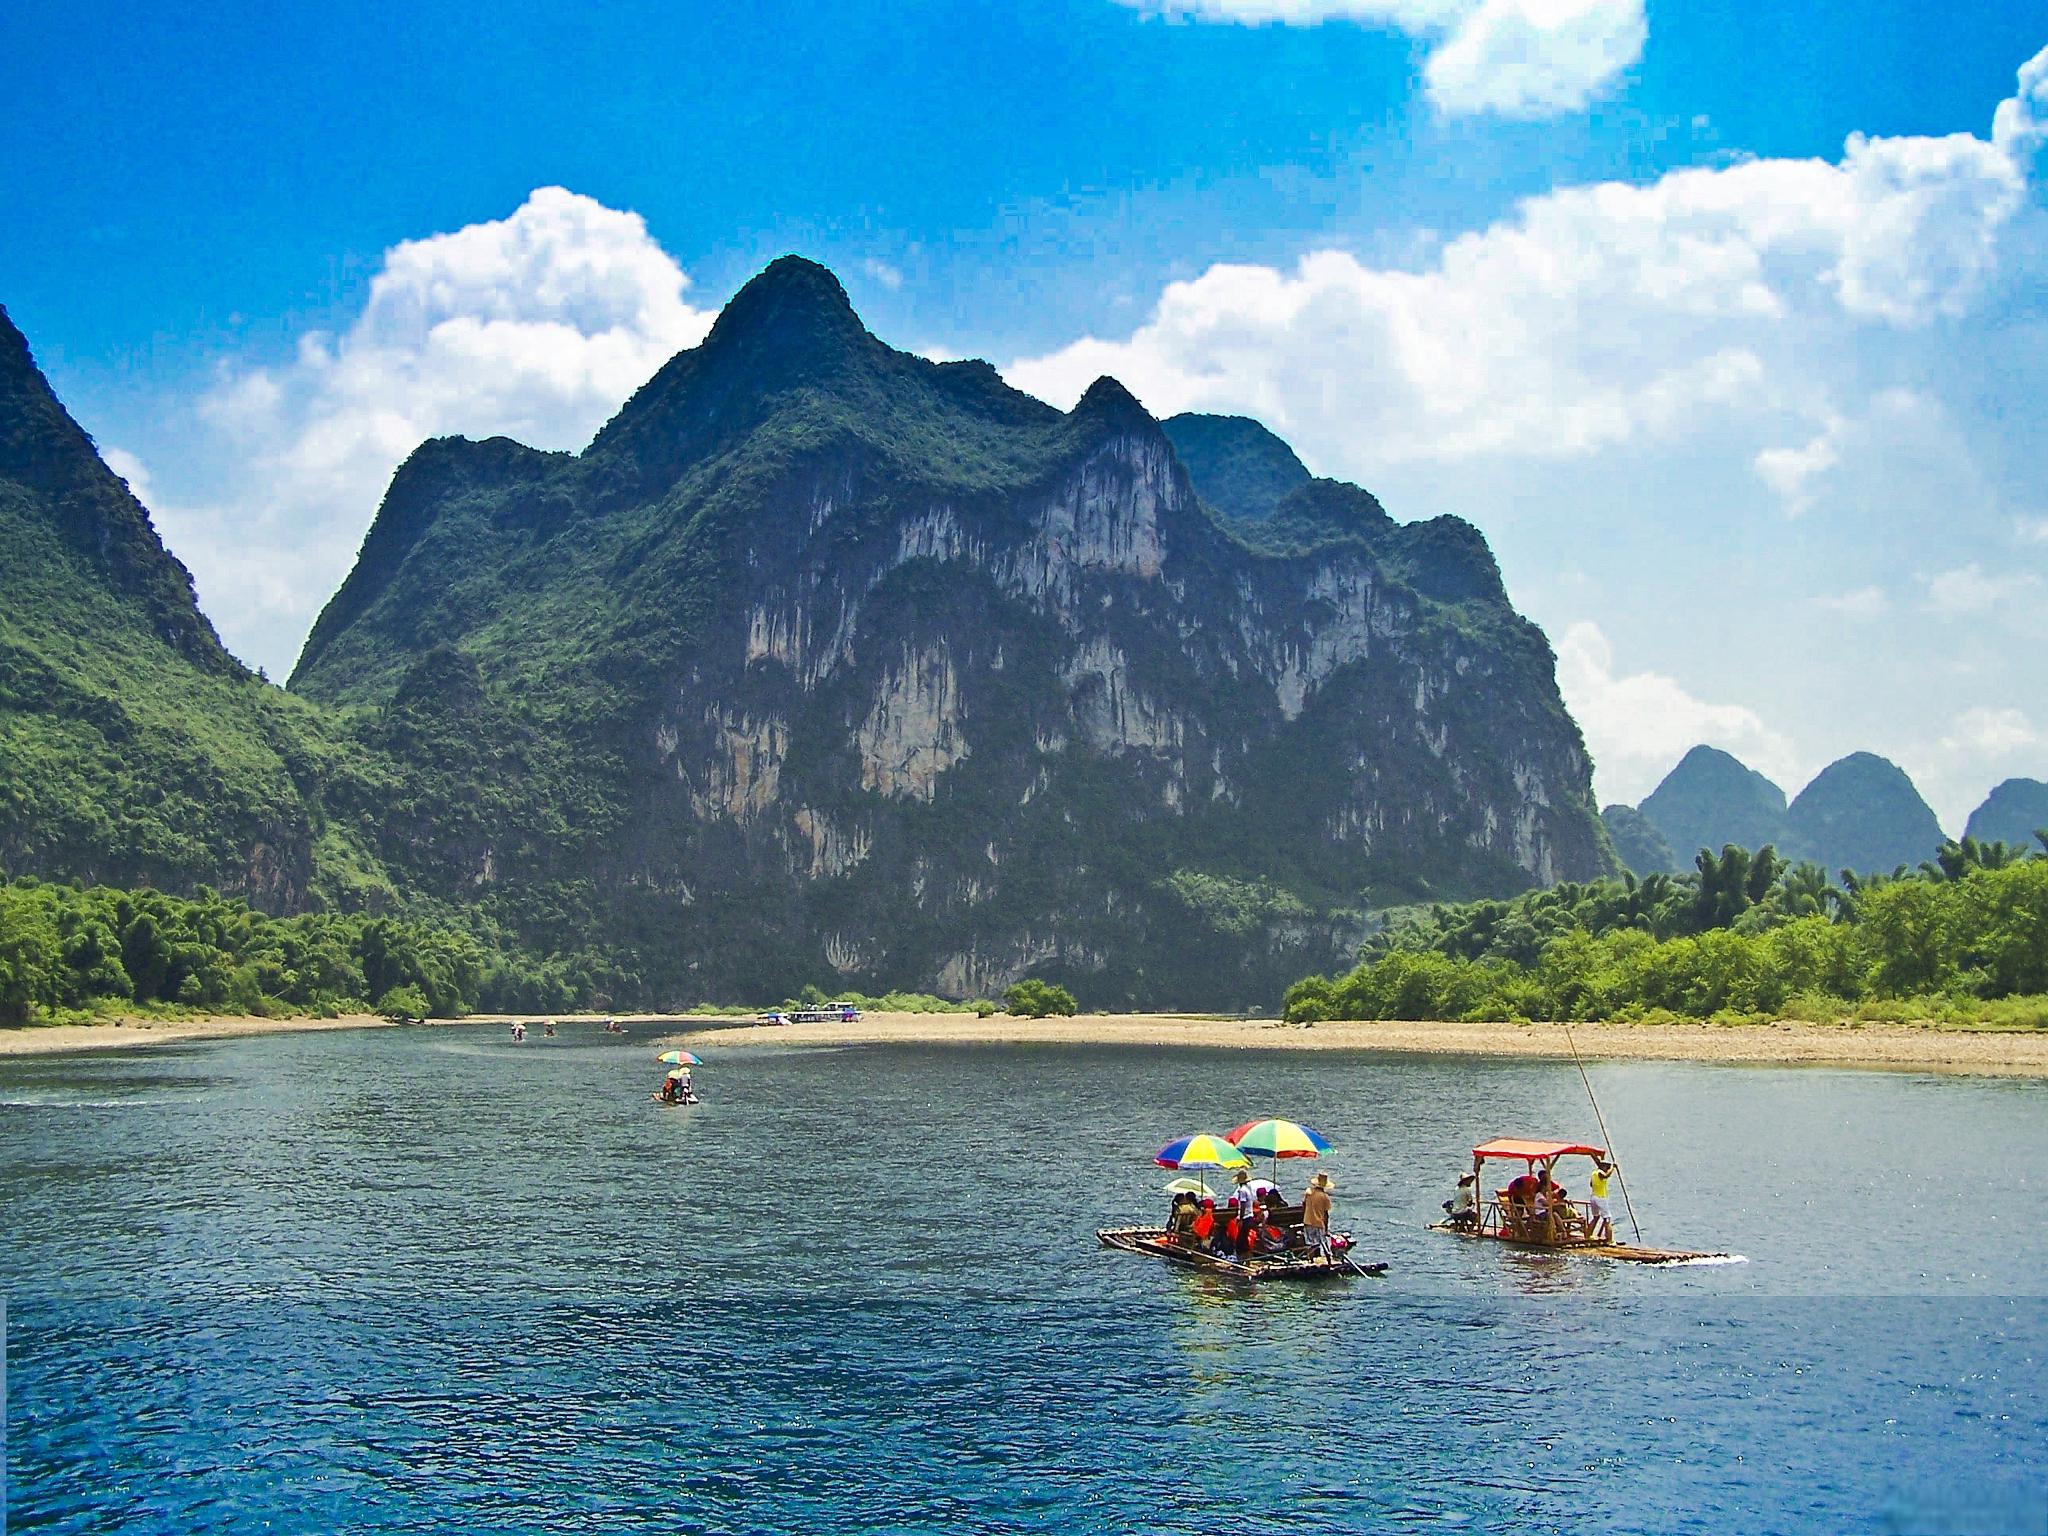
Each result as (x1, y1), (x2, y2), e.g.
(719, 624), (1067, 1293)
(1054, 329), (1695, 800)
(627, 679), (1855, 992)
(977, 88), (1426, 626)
(1156, 1133), (1251, 1171)
(657, 1051), (702, 1066)
(1227, 1118), (1332, 1185)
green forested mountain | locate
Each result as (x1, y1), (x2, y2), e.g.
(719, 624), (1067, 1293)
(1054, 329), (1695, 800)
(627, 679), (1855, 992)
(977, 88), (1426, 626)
(1966, 778), (2048, 847)
(3, 261), (1615, 1007)
(1634, 744), (1954, 877)
(1783, 751), (1943, 876)
(1159, 413), (1310, 523)
(1637, 744), (1790, 862)
(0, 306), (388, 909)
(288, 258), (1612, 1004)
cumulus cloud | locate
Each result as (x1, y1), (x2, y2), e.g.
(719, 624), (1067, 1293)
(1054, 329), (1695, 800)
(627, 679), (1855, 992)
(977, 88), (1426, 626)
(1553, 621), (1802, 805)
(1114, 0), (1643, 117)
(862, 258), (906, 292)
(1008, 56), (2043, 462)
(174, 187), (714, 672)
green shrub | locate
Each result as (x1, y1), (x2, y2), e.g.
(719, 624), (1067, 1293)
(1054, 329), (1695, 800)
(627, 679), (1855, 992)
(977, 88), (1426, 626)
(1004, 978), (1078, 1017)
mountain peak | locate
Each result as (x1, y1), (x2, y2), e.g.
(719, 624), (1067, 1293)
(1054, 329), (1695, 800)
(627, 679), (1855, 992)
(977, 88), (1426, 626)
(707, 255), (867, 355)
(1786, 752), (1942, 874)
(0, 302), (236, 674)
(1162, 413), (1311, 522)
(1071, 375), (1156, 434)
(1638, 744), (1788, 862)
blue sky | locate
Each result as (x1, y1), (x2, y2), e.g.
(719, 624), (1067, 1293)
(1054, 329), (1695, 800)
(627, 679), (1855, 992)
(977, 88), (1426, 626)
(3, 0), (2044, 826)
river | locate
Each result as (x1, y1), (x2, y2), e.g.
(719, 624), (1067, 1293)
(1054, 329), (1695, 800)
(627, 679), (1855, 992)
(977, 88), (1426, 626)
(3, 1025), (2043, 1533)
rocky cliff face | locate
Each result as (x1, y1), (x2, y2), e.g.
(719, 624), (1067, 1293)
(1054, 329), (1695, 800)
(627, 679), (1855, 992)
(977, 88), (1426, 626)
(292, 258), (1612, 1005)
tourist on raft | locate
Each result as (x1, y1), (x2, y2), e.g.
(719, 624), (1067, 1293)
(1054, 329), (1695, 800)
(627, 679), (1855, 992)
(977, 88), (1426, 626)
(1443, 1173), (1478, 1230)
(1588, 1159), (1617, 1241)
(1301, 1171), (1335, 1258)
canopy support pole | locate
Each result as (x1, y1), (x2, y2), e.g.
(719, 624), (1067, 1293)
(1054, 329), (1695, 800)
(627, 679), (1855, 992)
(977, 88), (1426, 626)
(1562, 1019), (1642, 1244)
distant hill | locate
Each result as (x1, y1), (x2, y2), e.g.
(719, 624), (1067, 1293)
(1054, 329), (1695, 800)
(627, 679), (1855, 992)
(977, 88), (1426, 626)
(1637, 745), (1789, 862)
(1633, 742), (1968, 876)
(1785, 752), (1943, 876)
(1965, 778), (2048, 849)
(1600, 803), (1681, 876)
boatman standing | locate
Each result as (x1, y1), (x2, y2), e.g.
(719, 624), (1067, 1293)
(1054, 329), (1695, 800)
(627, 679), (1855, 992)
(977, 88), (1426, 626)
(1301, 1171), (1334, 1258)
(1588, 1159), (1616, 1242)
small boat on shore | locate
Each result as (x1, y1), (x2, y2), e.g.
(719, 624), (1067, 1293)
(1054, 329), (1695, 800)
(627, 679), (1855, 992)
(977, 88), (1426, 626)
(1430, 1137), (1735, 1264)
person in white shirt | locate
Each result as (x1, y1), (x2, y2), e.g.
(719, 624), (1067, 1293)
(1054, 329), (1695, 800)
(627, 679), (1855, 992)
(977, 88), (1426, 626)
(1229, 1170), (1257, 1220)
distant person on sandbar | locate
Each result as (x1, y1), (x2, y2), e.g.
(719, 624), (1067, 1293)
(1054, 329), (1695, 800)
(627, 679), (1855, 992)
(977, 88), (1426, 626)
(1301, 1172), (1335, 1258)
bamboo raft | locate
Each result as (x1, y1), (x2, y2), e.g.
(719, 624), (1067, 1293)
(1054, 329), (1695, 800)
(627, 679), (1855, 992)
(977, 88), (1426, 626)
(1098, 1226), (1387, 1280)
(1428, 1223), (1731, 1264)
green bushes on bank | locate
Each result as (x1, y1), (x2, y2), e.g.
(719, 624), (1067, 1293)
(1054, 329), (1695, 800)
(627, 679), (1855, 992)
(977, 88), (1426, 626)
(0, 876), (582, 1026)
(1005, 978), (1078, 1017)
(1285, 843), (2048, 1025)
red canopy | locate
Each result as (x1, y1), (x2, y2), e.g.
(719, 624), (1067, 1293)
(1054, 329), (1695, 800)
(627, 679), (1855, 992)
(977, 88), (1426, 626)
(1472, 1137), (1605, 1163)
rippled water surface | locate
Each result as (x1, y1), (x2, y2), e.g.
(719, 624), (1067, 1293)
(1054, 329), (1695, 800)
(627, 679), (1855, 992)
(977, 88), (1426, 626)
(3, 1026), (2046, 1533)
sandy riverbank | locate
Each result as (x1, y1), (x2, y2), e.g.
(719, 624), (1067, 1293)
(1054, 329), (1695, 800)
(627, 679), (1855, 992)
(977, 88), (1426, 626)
(0, 1011), (731, 1057)
(0, 1013), (397, 1056)
(668, 1012), (2048, 1076)
(7, 1009), (2044, 1075)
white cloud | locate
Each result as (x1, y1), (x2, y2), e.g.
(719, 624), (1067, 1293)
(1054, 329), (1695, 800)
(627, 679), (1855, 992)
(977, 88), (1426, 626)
(173, 187), (715, 673)
(863, 258), (905, 292)
(1007, 53), (2044, 466)
(1817, 586), (1889, 619)
(1553, 620), (1801, 805)
(1924, 562), (2041, 615)
(1114, 0), (1644, 117)
(1423, 0), (1646, 119)
(1753, 419), (1841, 517)
(2015, 515), (2048, 545)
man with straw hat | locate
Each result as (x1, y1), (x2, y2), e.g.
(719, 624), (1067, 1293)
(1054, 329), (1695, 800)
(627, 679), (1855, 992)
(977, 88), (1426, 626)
(1228, 1168), (1257, 1221)
(1301, 1171), (1335, 1259)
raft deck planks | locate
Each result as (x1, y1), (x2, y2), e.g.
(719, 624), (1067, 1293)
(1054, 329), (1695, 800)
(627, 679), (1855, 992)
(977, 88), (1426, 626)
(1098, 1226), (1385, 1280)
(1429, 1223), (1731, 1264)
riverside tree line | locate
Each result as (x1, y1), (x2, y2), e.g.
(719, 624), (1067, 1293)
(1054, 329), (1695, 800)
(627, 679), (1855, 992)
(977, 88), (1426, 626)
(0, 876), (1088, 1027)
(1284, 837), (2048, 1026)
(0, 878), (633, 1025)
